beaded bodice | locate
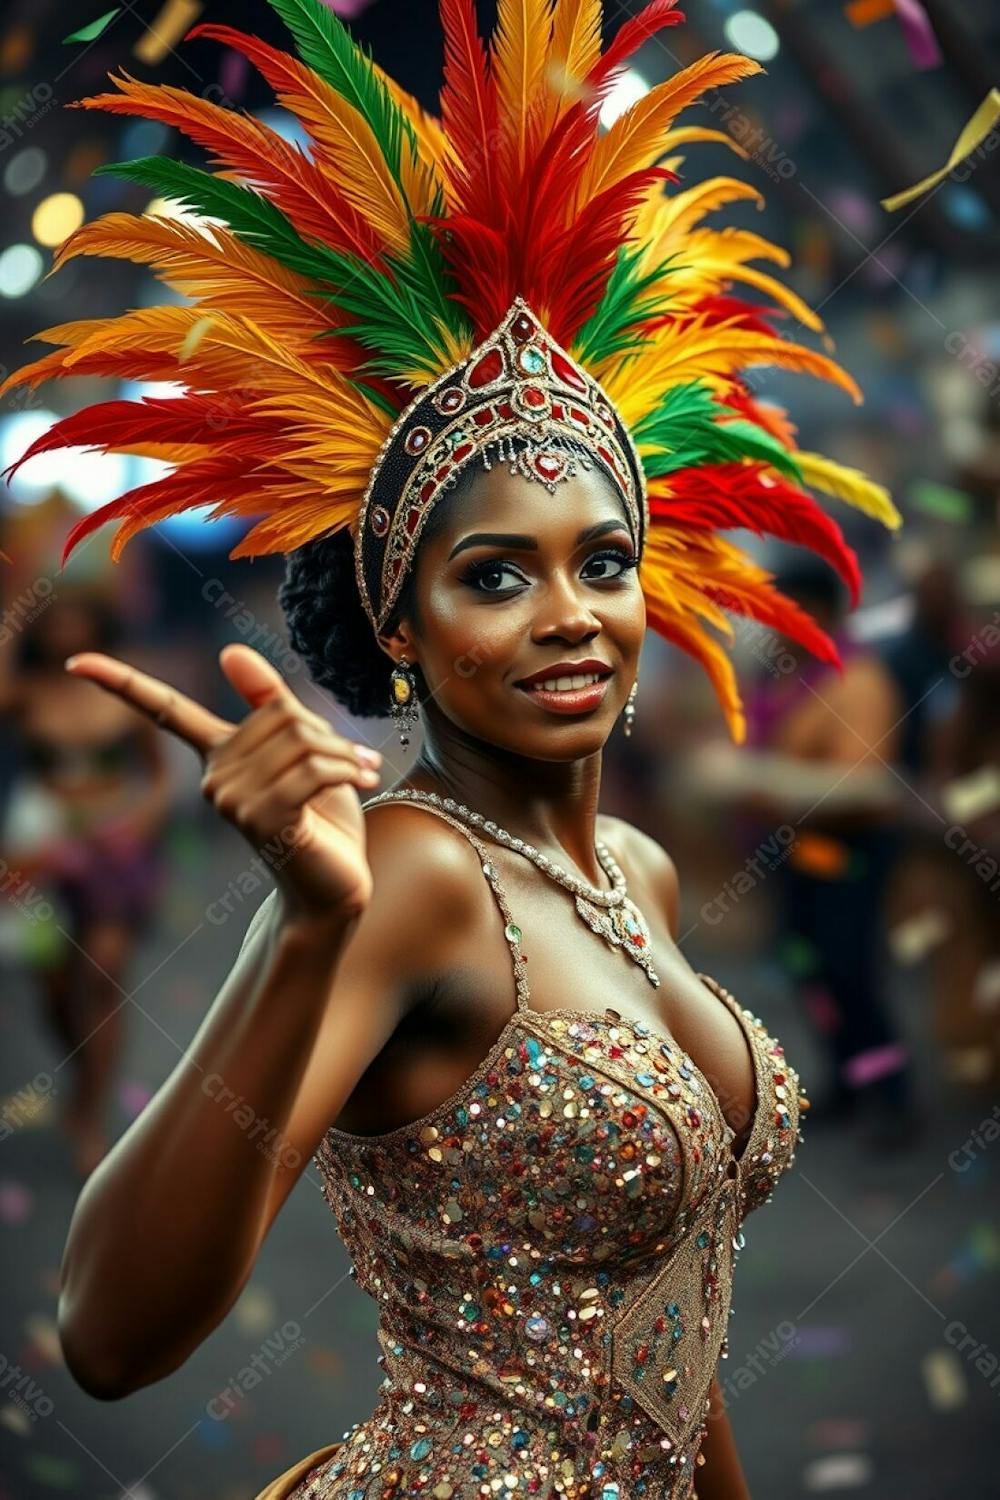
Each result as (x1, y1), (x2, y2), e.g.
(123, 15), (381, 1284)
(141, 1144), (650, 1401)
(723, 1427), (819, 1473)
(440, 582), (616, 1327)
(301, 801), (806, 1500)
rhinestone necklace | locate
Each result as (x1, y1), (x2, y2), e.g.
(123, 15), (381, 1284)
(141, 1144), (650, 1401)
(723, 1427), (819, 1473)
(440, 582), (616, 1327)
(365, 787), (660, 987)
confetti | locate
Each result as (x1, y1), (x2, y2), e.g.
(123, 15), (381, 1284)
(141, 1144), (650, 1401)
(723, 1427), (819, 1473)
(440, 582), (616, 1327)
(0, 1180), (33, 1225)
(0, 1404), (32, 1436)
(882, 89), (1000, 211)
(118, 1079), (154, 1119)
(973, 961), (1000, 1012)
(787, 1325), (852, 1358)
(178, 314), (215, 363)
(803, 1453), (874, 1490)
(23, 1453), (80, 1488)
(807, 1418), (870, 1448)
(922, 1348), (968, 1410)
(233, 1283), (277, 1335)
(845, 0), (895, 23)
(893, 0), (943, 70)
(24, 1314), (61, 1365)
(133, 0), (202, 65)
(788, 831), (853, 878)
(943, 1046), (995, 1085)
(888, 908), (952, 964)
(907, 479), (974, 523)
(941, 765), (1000, 823)
(63, 8), (120, 44)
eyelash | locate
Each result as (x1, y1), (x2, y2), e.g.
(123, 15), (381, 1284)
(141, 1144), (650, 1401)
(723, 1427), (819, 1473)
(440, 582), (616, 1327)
(461, 546), (639, 595)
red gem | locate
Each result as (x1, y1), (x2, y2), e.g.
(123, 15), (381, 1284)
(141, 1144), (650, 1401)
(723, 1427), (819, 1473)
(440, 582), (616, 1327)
(689, 1109), (701, 1127)
(469, 347), (503, 387)
(551, 402), (564, 419)
(452, 442), (473, 461)
(534, 454), (564, 481)
(499, 401), (515, 419)
(511, 312), (535, 342)
(551, 349), (587, 392)
(420, 480), (435, 502)
(389, 557), (402, 579)
(569, 406), (590, 426)
(522, 385), (546, 408)
(405, 507), (421, 534)
(369, 505), (390, 536)
(474, 407), (496, 427)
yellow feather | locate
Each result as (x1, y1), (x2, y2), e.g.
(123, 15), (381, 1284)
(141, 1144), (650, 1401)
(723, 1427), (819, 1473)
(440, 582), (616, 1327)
(641, 178), (765, 249)
(796, 452), (902, 531)
(540, 0), (602, 130)
(493, 0), (555, 172)
(372, 60), (452, 194)
(280, 88), (410, 256)
(575, 51), (763, 208)
(52, 213), (335, 350)
(657, 125), (752, 160)
(597, 316), (862, 425)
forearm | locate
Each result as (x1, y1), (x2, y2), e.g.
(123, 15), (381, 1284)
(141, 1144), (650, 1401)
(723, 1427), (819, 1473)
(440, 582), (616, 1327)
(695, 1376), (752, 1500)
(58, 903), (354, 1397)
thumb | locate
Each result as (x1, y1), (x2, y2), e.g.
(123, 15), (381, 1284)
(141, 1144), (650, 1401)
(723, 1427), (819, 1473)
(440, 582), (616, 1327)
(218, 644), (294, 712)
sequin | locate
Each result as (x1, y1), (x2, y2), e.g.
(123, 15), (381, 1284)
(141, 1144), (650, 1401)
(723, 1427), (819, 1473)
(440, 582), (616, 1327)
(287, 803), (805, 1500)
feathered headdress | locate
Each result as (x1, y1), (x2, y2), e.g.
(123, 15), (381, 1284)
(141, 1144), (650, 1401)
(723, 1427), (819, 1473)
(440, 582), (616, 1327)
(2, 0), (901, 741)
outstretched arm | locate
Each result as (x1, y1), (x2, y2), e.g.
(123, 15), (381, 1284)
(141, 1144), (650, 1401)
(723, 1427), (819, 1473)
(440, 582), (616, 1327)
(696, 1375), (752, 1500)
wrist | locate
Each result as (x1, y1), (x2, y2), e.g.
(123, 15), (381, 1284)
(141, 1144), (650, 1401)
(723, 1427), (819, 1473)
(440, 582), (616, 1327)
(272, 890), (364, 952)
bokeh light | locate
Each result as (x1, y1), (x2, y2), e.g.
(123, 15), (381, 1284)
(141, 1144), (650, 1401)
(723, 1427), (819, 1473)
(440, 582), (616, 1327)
(31, 191), (85, 248)
(0, 243), (44, 298)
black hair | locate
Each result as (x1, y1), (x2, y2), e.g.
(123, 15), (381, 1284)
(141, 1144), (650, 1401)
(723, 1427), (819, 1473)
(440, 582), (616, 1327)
(278, 440), (631, 719)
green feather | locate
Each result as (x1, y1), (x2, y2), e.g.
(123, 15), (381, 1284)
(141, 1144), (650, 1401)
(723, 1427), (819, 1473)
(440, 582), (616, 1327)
(312, 241), (466, 385)
(94, 157), (349, 284)
(573, 248), (682, 367)
(636, 383), (804, 482)
(265, 0), (417, 188)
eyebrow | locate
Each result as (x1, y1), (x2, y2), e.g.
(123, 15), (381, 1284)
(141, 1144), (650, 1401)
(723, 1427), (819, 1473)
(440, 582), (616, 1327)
(447, 519), (631, 562)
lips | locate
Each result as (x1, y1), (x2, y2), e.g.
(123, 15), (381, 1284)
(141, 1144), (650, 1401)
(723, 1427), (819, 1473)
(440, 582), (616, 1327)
(515, 659), (613, 691)
(514, 659), (614, 717)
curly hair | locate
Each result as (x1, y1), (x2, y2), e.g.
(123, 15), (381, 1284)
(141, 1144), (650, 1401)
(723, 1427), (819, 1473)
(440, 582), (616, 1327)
(278, 441), (630, 719)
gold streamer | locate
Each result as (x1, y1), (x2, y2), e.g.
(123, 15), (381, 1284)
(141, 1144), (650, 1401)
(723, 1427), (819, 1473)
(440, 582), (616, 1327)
(881, 87), (1000, 212)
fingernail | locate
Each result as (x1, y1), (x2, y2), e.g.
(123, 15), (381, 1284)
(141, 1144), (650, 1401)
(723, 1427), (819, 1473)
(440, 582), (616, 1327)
(359, 767), (381, 785)
(64, 656), (80, 670)
(356, 746), (382, 767)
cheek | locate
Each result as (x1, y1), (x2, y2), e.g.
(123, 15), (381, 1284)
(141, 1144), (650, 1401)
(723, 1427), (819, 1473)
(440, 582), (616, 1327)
(421, 583), (526, 683)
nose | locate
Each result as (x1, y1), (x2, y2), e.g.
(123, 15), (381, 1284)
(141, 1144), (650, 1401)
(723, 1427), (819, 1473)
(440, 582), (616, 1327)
(530, 570), (601, 646)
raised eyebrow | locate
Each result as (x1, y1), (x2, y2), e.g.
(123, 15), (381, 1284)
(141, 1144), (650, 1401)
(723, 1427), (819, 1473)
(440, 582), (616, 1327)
(447, 519), (630, 562)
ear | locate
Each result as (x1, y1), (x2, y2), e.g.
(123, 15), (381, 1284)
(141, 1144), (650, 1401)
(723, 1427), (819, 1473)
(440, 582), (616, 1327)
(376, 623), (416, 666)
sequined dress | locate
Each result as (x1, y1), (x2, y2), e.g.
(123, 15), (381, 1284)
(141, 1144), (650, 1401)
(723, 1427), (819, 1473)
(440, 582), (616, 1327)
(259, 800), (806, 1500)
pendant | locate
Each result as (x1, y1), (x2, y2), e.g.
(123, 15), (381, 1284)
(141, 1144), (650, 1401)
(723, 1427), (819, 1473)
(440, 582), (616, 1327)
(574, 893), (660, 987)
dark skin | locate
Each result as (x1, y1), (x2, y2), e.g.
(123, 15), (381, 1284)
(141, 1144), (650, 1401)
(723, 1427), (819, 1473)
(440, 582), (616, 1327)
(55, 466), (753, 1497)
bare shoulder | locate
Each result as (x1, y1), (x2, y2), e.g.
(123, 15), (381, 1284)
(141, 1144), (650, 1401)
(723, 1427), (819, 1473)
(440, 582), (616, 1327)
(597, 814), (680, 940)
(362, 797), (492, 928)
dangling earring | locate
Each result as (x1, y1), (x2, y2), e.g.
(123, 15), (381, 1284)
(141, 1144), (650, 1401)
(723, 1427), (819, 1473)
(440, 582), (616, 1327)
(623, 677), (638, 737)
(389, 655), (419, 747)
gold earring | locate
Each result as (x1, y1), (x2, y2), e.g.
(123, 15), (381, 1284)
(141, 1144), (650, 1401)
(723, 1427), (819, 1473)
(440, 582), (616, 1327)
(389, 656), (419, 747)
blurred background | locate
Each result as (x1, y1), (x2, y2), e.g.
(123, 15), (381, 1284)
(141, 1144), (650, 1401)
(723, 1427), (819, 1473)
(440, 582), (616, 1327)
(1, 0), (999, 1495)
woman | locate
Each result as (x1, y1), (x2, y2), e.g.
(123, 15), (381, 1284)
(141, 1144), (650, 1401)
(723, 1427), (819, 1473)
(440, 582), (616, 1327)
(0, 592), (170, 1176)
(4, 1), (901, 1493)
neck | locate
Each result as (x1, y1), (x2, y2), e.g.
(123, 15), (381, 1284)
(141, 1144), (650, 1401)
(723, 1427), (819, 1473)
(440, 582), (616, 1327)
(402, 708), (605, 886)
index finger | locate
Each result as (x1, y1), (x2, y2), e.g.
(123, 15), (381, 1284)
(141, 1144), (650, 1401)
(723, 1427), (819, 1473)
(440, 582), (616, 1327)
(65, 652), (234, 756)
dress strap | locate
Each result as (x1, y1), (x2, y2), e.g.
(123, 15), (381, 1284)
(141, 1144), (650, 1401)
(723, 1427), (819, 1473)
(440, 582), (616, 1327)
(362, 794), (531, 1013)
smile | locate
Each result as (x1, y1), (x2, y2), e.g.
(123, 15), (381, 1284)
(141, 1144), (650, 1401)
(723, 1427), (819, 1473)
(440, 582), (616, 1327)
(515, 665), (614, 716)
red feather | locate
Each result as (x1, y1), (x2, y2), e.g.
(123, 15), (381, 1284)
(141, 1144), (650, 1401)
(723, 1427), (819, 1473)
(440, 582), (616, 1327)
(703, 575), (843, 668)
(60, 453), (286, 567)
(439, 0), (498, 223)
(5, 397), (281, 484)
(587, 0), (687, 95)
(650, 462), (861, 604)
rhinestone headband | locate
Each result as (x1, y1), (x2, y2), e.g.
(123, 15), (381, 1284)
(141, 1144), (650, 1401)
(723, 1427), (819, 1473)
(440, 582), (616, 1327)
(353, 297), (648, 635)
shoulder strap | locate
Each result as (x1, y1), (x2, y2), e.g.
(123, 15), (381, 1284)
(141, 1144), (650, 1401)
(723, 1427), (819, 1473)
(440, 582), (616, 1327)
(363, 795), (530, 1013)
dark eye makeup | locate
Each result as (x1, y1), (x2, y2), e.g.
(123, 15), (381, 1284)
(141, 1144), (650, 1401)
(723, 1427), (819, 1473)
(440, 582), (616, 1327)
(460, 544), (639, 596)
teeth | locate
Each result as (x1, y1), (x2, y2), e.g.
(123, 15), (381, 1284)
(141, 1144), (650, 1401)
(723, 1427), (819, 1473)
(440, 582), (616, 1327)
(531, 672), (602, 692)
